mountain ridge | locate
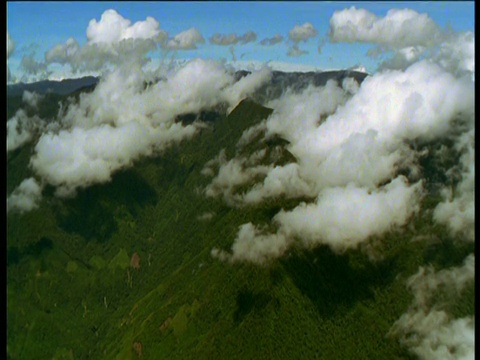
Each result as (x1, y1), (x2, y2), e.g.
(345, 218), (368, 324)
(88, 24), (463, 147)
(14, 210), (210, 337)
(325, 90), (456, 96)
(6, 69), (369, 98)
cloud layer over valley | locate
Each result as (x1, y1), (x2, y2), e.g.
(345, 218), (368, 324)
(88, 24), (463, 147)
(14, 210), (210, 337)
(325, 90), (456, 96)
(26, 59), (271, 198)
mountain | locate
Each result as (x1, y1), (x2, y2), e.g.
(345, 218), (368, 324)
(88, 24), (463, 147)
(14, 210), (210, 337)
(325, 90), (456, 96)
(236, 69), (369, 102)
(6, 76), (99, 97)
(6, 71), (473, 360)
(6, 70), (368, 98)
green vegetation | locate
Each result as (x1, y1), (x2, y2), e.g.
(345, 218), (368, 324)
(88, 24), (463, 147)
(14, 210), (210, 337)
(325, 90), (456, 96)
(7, 92), (473, 359)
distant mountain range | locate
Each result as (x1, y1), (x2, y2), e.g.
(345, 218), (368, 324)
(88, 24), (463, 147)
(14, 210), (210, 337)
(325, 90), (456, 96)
(7, 70), (368, 98)
(6, 76), (99, 97)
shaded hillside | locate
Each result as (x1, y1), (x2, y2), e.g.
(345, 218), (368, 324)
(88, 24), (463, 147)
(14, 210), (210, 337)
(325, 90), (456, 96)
(7, 78), (472, 360)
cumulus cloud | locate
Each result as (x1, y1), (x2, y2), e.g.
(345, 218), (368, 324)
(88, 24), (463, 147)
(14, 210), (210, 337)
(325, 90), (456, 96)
(203, 149), (273, 206)
(389, 254), (475, 360)
(274, 177), (422, 252)
(222, 66), (272, 112)
(260, 34), (284, 46)
(86, 9), (162, 44)
(328, 6), (476, 75)
(210, 31), (257, 46)
(7, 91), (47, 152)
(165, 27), (205, 50)
(45, 10), (167, 75)
(435, 31), (475, 76)
(45, 37), (81, 65)
(288, 22), (318, 43)
(7, 111), (35, 152)
(329, 7), (441, 49)
(21, 52), (50, 77)
(433, 128), (474, 242)
(207, 48), (474, 265)
(45, 37), (166, 75)
(22, 90), (43, 108)
(214, 177), (422, 264)
(341, 76), (360, 94)
(29, 58), (272, 197)
(7, 178), (43, 214)
(7, 109), (45, 153)
(212, 223), (290, 264)
(376, 45), (425, 71)
(31, 123), (164, 196)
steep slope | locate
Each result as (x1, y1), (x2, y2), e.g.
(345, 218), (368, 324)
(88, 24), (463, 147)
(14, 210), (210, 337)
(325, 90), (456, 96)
(7, 84), (473, 360)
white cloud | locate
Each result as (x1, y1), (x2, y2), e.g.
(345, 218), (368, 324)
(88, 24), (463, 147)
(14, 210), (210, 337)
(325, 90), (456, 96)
(7, 178), (43, 214)
(222, 66), (272, 112)
(44, 10), (168, 75)
(341, 76), (360, 94)
(7, 109), (45, 153)
(329, 7), (441, 49)
(436, 31), (475, 76)
(309, 61), (473, 150)
(433, 128), (474, 242)
(22, 90), (43, 108)
(45, 36), (165, 75)
(377, 46), (425, 71)
(240, 163), (314, 205)
(288, 22), (318, 43)
(389, 254), (475, 360)
(45, 37), (81, 65)
(328, 7), (475, 76)
(166, 28), (205, 50)
(215, 176), (422, 265)
(29, 58), (272, 197)
(203, 149), (273, 206)
(208, 46), (473, 265)
(274, 177), (422, 253)
(86, 9), (162, 44)
(212, 223), (290, 265)
(31, 123), (160, 196)
(21, 53), (50, 77)
(236, 121), (267, 149)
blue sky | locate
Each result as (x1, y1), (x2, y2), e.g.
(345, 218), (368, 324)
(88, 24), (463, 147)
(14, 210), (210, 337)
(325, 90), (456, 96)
(7, 1), (475, 80)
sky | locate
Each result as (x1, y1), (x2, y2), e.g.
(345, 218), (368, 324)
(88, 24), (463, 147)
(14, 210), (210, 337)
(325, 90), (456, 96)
(6, 1), (475, 82)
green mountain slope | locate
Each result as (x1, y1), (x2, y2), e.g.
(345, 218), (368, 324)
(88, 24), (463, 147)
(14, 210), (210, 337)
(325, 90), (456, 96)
(7, 93), (473, 359)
